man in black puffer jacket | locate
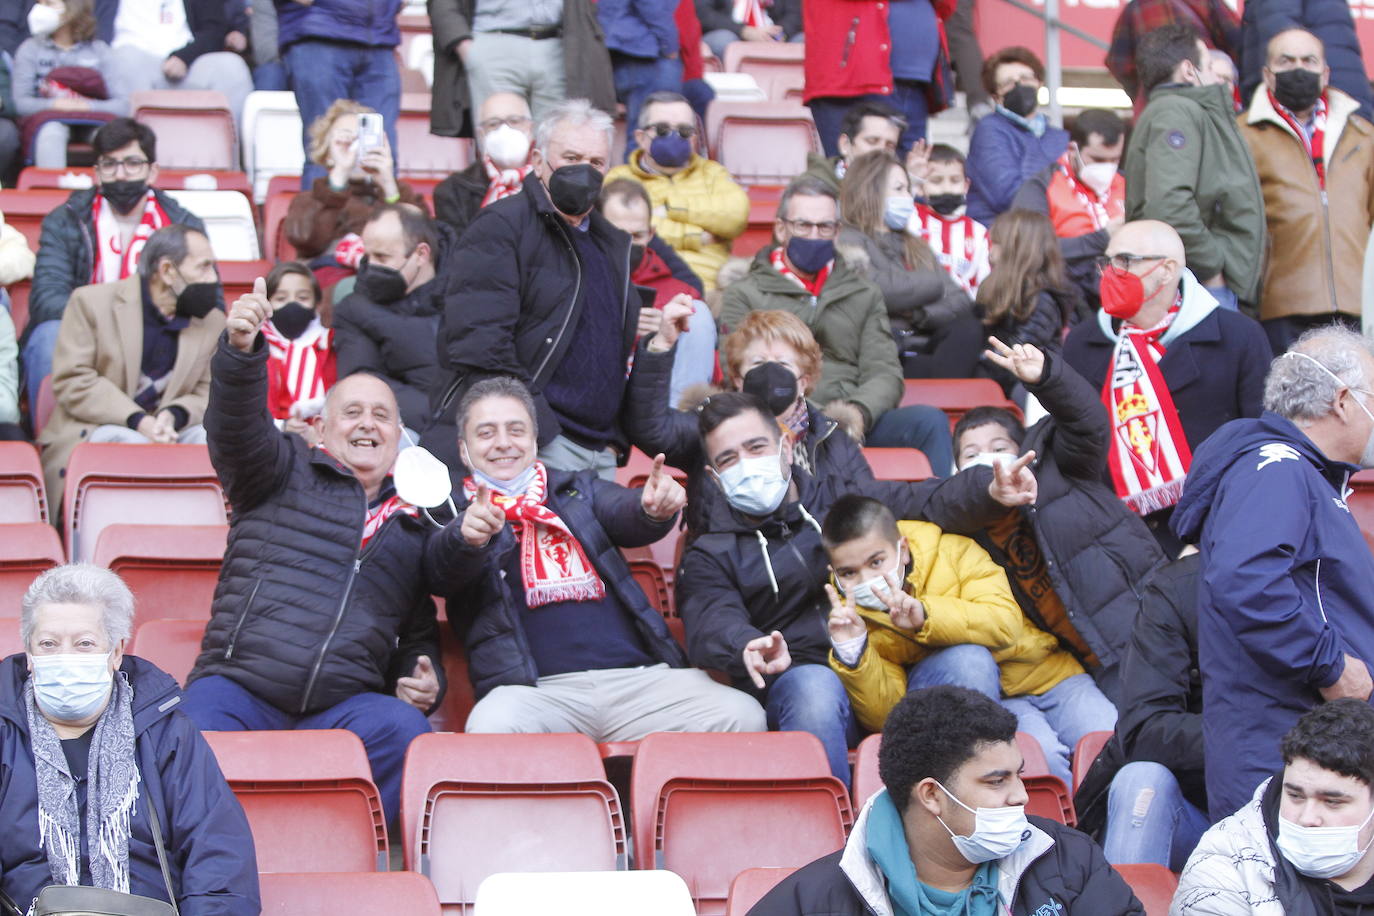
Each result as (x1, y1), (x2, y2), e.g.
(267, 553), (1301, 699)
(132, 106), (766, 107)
(424, 376), (764, 736)
(951, 338), (1166, 703)
(182, 278), (445, 826)
(752, 685), (1143, 915)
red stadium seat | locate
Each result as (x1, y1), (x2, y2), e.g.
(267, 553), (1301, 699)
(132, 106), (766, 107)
(1023, 774), (1076, 826)
(0, 523), (64, 609)
(731, 184), (783, 257)
(851, 733), (882, 809)
(203, 729), (389, 872)
(1347, 470), (1374, 552)
(260, 872), (441, 915)
(706, 103), (820, 186)
(624, 547), (673, 616)
(16, 168), (253, 197)
(261, 190), (298, 262)
(400, 732), (626, 912)
(62, 443), (226, 563)
(725, 867), (798, 916)
(862, 447), (934, 481)
(397, 93), (474, 179)
(473, 871), (696, 914)
(721, 41), (804, 102)
(0, 617), (24, 658)
(630, 732), (851, 915)
(1016, 731), (1051, 776)
(9, 279), (30, 336)
(0, 441), (47, 523)
(429, 625), (477, 733)
(1114, 863), (1179, 916)
(129, 618), (205, 685)
(615, 448), (688, 583)
(1072, 731), (1114, 796)
(0, 188), (73, 250)
(90, 524), (226, 623)
(132, 91), (237, 170)
(219, 260), (273, 302)
(901, 378), (1022, 427)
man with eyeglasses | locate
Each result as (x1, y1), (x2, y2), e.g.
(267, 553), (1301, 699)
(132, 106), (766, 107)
(719, 175), (957, 477)
(1062, 219), (1271, 554)
(20, 118), (204, 417)
(1171, 327), (1374, 821)
(604, 90), (747, 291)
(433, 92), (536, 238)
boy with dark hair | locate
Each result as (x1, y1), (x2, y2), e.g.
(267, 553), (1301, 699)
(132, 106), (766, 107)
(910, 143), (990, 296)
(1176, 699), (1374, 911)
(752, 685), (1143, 915)
(820, 492), (1116, 786)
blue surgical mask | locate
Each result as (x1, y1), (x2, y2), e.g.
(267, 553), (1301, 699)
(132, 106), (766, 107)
(785, 237), (834, 275)
(648, 132), (692, 168)
(30, 652), (114, 722)
(883, 195), (916, 231)
(471, 464), (537, 498)
(716, 453), (790, 516)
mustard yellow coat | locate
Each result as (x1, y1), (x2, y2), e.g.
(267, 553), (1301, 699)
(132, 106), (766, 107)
(604, 151), (749, 291)
(830, 520), (1085, 732)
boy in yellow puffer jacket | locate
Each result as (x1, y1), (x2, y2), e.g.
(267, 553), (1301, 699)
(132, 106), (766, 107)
(821, 493), (1117, 786)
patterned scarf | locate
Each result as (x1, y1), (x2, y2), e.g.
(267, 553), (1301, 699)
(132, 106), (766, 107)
(462, 461), (607, 608)
(262, 318), (333, 405)
(480, 157), (532, 208)
(26, 671), (140, 894)
(770, 246), (831, 296)
(732, 0), (772, 26)
(1269, 89), (1327, 189)
(1103, 299), (1191, 514)
(91, 191), (169, 284)
(1053, 151), (1115, 231)
(361, 493), (419, 550)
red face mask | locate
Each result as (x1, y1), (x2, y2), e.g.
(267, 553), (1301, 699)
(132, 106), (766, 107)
(1099, 261), (1165, 320)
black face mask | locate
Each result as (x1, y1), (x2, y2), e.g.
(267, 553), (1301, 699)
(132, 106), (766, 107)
(100, 179), (149, 215)
(175, 282), (220, 320)
(927, 193), (966, 216)
(270, 301), (314, 339)
(1002, 83), (1039, 118)
(357, 257), (409, 304)
(546, 163), (603, 217)
(742, 362), (799, 416)
(1273, 68), (1323, 112)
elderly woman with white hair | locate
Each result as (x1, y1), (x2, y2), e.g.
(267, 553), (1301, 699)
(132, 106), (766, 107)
(0, 564), (259, 914)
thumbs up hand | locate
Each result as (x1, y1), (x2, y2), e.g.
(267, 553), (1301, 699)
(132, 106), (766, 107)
(227, 276), (271, 352)
(396, 655), (440, 710)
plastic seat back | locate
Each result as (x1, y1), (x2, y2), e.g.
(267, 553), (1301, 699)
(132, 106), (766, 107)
(0, 442), (47, 522)
(63, 443), (226, 563)
(725, 867), (798, 916)
(1114, 863), (1178, 915)
(204, 729), (388, 872)
(731, 184), (784, 257)
(0, 617), (27, 659)
(722, 41), (804, 102)
(219, 260), (274, 303)
(242, 91), (304, 202)
(1072, 730), (1114, 795)
(91, 524), (226, 623)
(0, 523), (65, 609)
(132, 91), (237, 170)
(397, 93), (474, 178)
(17, 169), (253, 197)
(861, 447), (934, 481)
(261, 190), (299, 262)
(129, 618), (206, 685)
(1015, 731), (1051, 776)
(0, 188), (72, 249)
(473, 871), (695, 916)
(901, 378), (1023, 426)
(624, 549), (672, 616)
(1347, 470), (1374, 551)
(260, 872), (441, 915)
(851, 733), (882, 809)
(708, 103), (819, 186)
(1023, 774), (1076, 825)
(428, 625), (477, 733)
(164, 190), (261, 260)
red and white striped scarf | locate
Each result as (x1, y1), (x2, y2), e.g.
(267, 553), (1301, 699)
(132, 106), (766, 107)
(91, 190), (170, 284)
(262, 319), (333, 405)
(913, 203), (989, 295)
(361, 494), (419, 549)
(1103, 299), (1191, 514)
(770, 245), (831, 295)
(1270, 90), (1327, 189)
(481, 157), (532, 208)
(462, 461), (606, 608)
(1054, 151), (1114, 231)
(732, 0), (772, 27)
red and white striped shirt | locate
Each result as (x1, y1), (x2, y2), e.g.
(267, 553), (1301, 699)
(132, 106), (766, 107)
(910, 204), (991, 297)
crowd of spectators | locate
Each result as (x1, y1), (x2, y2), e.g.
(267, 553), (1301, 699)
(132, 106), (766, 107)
(1, 1), (1374, 912)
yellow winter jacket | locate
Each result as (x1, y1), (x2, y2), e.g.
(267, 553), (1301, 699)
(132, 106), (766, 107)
(604, 151), (749, 291)
(830, 520), (1085, 733)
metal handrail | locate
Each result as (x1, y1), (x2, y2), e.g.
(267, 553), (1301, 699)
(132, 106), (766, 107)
(991, 0), (1112, 126)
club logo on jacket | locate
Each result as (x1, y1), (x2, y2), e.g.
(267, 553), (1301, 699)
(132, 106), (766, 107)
(1031, 900), (1064, 916)
(1257, 443), (1300, 470)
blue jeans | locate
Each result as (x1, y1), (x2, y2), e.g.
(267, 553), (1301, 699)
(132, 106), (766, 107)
(1104, 761), (1210, 871)
(21, 318), (60, 415)
(283, 40), (401, 188)
(867, 404), (954, 477)
(809, 79), (930, 158)
(611, 52), (683, 160)
(764, 663), (858, 786)
(1002, 674), (1118, 788)
(181, 674), (431, 826)
(907, 644), (1001, 697)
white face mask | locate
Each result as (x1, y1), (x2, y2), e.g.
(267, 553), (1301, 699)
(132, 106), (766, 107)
(1283, 350), (1374, 468)
(843, 550), (905, 611)
(882, 195), (916, 231)
(959, 452), (1015, 472)
(1277, 804), (1374, 879)
(392, 445), (454, 509)
(30, 652), (114, 722)
(27, 2), (62, 36)
(1077, 161), (1118, 197)
(483, 124), (532, 169)
(935, 780), (1030, 864)
(716, 453), (790, 517)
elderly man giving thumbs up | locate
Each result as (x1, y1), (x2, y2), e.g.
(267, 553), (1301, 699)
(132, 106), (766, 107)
(180, 275), (445, 830)
(424, 374), (767, 737)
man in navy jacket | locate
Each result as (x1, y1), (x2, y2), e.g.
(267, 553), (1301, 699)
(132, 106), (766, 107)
(1172, 325), (1374, 821)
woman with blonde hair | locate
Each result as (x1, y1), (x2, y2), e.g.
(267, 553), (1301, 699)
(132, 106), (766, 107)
(838, 151), (982, 378)
(283, 99), (426, 262)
